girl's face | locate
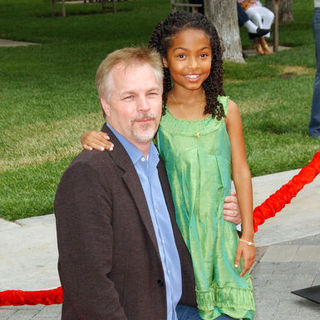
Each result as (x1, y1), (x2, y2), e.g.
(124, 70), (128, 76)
(163, 28), (212, 92)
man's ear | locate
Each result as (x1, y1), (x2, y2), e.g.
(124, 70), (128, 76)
(162, 57), (168, 68)
(100, 97), (111, 117)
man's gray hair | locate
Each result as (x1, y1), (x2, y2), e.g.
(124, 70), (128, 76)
(96, 47), (163, 117)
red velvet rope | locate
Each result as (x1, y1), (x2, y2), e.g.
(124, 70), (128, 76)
(0, 287), (63, 306)
(253, 151), (320, 232)
(0, 152), (319, 306)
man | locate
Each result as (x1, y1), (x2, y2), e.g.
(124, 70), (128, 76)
(55, 47), (241, 320)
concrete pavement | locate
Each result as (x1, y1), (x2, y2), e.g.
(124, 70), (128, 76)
(0, 168), (319, 319)
(0, 39), (38, 47)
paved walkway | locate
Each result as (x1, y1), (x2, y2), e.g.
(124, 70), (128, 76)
(243, 45), (291, 57)
(0, 168), (319, 319)
(0, 39), (38, 47)
(0, 38), (287, 58)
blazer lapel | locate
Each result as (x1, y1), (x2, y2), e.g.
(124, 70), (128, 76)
(101, 124), (160, 259)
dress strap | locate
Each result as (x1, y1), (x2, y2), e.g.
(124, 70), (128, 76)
(218, 96), (229, 116)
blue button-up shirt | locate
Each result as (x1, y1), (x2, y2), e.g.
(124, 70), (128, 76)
(108, 124), (182, 320)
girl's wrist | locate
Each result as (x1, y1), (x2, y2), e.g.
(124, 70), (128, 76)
(240, 232), (254, 242)
(239, 238), (255, 246)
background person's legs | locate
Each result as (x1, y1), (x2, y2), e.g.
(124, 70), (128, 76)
(309, 8), (320, 137)
(246, 6), (274, 37)
(237, 2), (270, 41)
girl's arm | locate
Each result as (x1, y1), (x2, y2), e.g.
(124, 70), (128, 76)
(81, 131), (114, 151)
(225, 99), (255, 277)
(80, 131), (155, 151)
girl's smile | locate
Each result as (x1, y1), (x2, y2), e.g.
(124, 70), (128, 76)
(183, 74), (202, 82)
(163, 28), (212, 91)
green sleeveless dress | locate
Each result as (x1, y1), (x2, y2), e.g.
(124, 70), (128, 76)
(157, 96), (255, 320)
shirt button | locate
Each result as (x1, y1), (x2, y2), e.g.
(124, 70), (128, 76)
(157, 279), (164, 287)
(141, 157), (145, 162)
(162, 239), (165, 244)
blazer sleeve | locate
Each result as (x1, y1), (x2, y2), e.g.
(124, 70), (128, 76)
(54, 161), (127, 320)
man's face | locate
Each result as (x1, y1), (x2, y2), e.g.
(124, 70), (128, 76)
(101, 62), (162, 148)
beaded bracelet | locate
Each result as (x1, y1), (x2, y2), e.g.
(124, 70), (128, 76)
(239, 238), (255, 246)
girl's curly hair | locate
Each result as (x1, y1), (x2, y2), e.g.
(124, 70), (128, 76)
(148, 10), (225, 120)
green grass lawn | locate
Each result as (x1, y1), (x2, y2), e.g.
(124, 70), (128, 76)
(0, 0), (319, 220)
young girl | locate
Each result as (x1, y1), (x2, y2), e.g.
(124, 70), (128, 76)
(81, 11), (255, 320)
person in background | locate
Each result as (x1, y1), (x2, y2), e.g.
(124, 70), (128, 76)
(237, 2), (270, 41)
(189, 0), (204, 14)
(309, 0), (320, 138)
(187, 1), (270, 56)
(238, 0), (274, 55)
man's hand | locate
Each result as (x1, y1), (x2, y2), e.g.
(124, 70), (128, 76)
(223, 191), (241, 225)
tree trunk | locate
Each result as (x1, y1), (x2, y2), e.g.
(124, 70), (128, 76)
(266, 0), (294, 24)
(204, 0), (244, 63)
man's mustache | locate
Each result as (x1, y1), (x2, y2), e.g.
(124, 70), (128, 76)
(132, 113), (156, 122)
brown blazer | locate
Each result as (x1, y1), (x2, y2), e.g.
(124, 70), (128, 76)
(54, 124), (196, 320)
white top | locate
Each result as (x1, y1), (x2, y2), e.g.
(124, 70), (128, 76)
(315, 0), (320, 8)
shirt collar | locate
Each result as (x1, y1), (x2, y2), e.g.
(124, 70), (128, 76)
(107, 122), (159, 166)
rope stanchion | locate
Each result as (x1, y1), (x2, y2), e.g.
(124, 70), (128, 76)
(0, 152), (319, 306)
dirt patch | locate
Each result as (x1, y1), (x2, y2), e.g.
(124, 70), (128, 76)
(279, 65), (314, 78)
